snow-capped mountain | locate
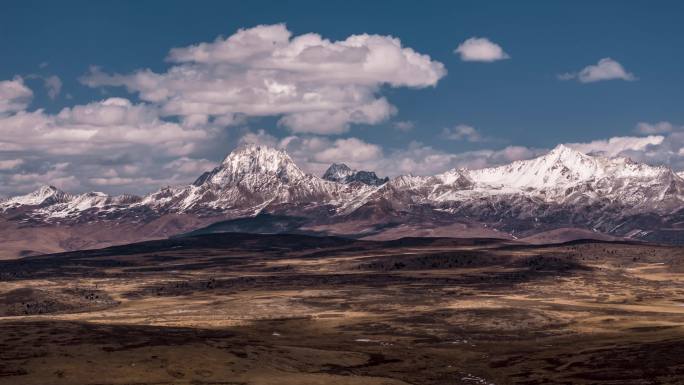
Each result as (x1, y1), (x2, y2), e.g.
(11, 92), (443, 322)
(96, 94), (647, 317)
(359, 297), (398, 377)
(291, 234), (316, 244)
(0, 185), (71, 209)
(138, 146), (374, 216)
(470, 144), (676, 189)
(466, 144), (683, 208)
(2, 144), (683, 256)
(322, 163), (389, 186)
(471, 144), (601, 190)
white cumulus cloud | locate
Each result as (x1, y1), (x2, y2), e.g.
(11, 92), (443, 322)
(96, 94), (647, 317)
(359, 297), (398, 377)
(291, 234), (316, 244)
(81, 23), (446, 135)
(566, 135), (664, 157)
(237, 130), (543, 178)
(454, 37), (509, 62)
(0, 97), (215, 156)
(0, 77), (33, 114)
(0, 86), (224, 195)
(562, 130), (684, 172)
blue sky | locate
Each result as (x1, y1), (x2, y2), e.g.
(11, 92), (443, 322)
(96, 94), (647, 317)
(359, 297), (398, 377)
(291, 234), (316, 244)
(1, 1), (683, 195)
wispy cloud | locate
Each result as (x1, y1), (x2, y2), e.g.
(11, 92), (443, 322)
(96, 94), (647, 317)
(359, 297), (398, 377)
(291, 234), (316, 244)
(441, 124), (483, 142)
(43, 75), (62, 99)
(0, 159), (24, 170)
(559, 58), (636, 83)
(393, 120), (415, 132)
(26, 74), (63, 99)
(635, 121), (679, 134)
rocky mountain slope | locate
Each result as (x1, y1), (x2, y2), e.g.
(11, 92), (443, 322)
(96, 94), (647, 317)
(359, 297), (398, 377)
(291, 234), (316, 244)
(322, 163), (389, 186)
(1, 144), (683, 257)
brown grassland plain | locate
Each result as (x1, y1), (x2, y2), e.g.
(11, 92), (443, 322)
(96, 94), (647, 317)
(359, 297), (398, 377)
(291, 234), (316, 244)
(1, 234), (684, 384)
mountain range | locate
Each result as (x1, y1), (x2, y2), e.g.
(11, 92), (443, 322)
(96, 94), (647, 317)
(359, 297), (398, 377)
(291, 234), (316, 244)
(1, 144), (683, 258)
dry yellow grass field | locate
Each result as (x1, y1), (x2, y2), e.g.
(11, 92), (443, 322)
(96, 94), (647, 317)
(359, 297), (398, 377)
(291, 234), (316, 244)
(1, 234), (684, 384)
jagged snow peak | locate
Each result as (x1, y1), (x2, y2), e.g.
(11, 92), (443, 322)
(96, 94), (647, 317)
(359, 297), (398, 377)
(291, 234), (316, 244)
(0, 185), (70, 208)
(323, 163), (354, 182)
(142, 145), (378, 214)
(214, 145), (307, 184)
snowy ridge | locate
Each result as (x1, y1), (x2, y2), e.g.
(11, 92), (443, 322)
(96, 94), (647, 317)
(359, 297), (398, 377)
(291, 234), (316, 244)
(469, 144), (673, 191)
(2, 144), (683, 232)
(469, 145), (600, 190)
(35, 192), (143, 219)
(461, 144), (682, 208)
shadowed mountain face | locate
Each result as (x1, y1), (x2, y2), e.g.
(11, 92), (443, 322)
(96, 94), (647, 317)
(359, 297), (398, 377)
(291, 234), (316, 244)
(322, 163), (390, 186)
(0, 144), (683, 258)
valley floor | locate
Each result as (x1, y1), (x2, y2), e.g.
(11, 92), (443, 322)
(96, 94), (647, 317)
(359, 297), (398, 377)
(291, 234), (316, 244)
(1, 234), (684, 384)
